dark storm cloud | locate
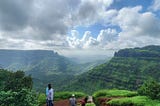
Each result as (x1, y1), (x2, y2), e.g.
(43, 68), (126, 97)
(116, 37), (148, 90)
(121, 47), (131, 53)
(0, 0), (33, 31)
(0, 0), (81, 40)
(78, 1), (97, 21)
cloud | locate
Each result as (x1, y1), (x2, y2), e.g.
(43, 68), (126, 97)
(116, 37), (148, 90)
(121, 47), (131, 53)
(67, 28), (117, 49)
(102, 6), (160, 50)
(66, 6), (160, 51)
(113, 6), (160, 39)
(1, 0), (160, 57)
(71, 0), (114, 26)
(0, 0), (33, 31)
(150, 0), (160, 11)
(97, 28), (118, 45)
(0, 0), (114, 45)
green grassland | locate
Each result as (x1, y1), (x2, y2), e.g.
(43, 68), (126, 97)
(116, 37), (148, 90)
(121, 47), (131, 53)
(93, 89), (160, 106)
(107, 96), (160, 106)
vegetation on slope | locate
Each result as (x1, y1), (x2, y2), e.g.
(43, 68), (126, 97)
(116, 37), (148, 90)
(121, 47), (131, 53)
(62, 45), (160, 93)
(0, 49), (106, 92)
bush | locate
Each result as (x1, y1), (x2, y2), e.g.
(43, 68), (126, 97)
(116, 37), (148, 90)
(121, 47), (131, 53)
(38, 93), (46, 106)
(138, 79), (160, 100)
(0, 89), (38, 106)
(85, 103), (96, 106)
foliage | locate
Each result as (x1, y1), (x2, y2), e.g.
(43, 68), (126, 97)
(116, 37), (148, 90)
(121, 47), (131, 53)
(38, 93), (46, 106)
(85, 103), (96, 106)
(0, 89), (38, 106)
(4, 71), (33, 92)
(138, 79), (160, 100)
(93, 89), (138, 98)
(107, 96), (160, 106)
(0, 69), (38, 106)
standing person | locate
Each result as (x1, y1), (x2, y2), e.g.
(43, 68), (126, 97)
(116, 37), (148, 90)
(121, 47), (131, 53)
(69, 94), (76, 106)
(47, 84), (54, 106)
(46, 86), (49, 106)
(82, 96), (88, 106)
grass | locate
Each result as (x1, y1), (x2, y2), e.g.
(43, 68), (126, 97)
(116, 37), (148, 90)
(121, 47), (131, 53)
(107, 96), (160, 106)
(93, 89), (138, 98)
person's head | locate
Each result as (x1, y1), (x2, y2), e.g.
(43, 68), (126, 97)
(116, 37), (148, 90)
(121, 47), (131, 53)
(72, 94), (75, 97)
(84, 96), (88, 102)
(48, 84), (52, 90)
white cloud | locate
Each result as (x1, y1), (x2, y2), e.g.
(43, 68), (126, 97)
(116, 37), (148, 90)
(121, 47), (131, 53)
(150, 0), (160, 11)
(67, 28), (118, 49)
(66, 6), (160, 51)
(113, 6), (160, 39)
(97, 28), (118, 45)
(81, 31), (92, 42)
(101, 6), (160, 50)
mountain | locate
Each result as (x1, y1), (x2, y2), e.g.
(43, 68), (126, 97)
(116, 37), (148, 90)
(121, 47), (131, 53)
(0, 49), (107, 91)
(62, 45), (160, 93)
(0, 50), (75, 75)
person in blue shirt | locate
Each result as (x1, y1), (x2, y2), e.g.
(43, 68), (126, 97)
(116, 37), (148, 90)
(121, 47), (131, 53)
(46, 86), (49, 106)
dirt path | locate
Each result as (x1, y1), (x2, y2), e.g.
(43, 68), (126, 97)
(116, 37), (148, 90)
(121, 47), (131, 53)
(43, 98), (84, 106)
(54, 99), (70, 106)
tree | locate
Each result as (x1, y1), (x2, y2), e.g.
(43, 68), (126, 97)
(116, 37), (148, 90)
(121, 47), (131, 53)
(4, 71), (33, 92)
(138, 78), (160, 99)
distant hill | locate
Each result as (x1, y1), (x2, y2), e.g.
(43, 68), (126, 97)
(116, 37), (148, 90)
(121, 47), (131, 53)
(0, 50), (72, 73)
(62, 45), (160, 93)
(0, 49), (107, 92)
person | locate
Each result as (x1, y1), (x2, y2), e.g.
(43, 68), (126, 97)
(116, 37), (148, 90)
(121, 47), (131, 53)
(46, 86), (49, 106)
(47, 84), (54, 106)
(69, 94), (76, 106)
(82, 96), (88, 106)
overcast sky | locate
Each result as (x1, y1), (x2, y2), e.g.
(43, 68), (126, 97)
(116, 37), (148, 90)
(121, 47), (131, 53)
(0, 0), (160, 58)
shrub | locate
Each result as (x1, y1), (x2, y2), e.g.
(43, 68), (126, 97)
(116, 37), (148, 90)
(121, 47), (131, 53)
(138, 79), (160, 100)
(0, 89), (38, 106)
(85, 103), (96, 106)
(38, 93), (46, 106)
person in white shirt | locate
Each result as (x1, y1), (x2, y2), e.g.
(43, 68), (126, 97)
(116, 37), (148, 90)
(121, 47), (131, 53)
(47, 84), (54, 106)
(69, 94), (76, 106)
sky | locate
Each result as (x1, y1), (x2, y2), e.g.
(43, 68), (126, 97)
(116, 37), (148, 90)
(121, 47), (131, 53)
(0, 0), (160, 59)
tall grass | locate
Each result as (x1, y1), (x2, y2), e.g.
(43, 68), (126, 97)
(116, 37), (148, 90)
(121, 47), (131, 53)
(107, 96), (160, 106)
(93, 89), (138, 98)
